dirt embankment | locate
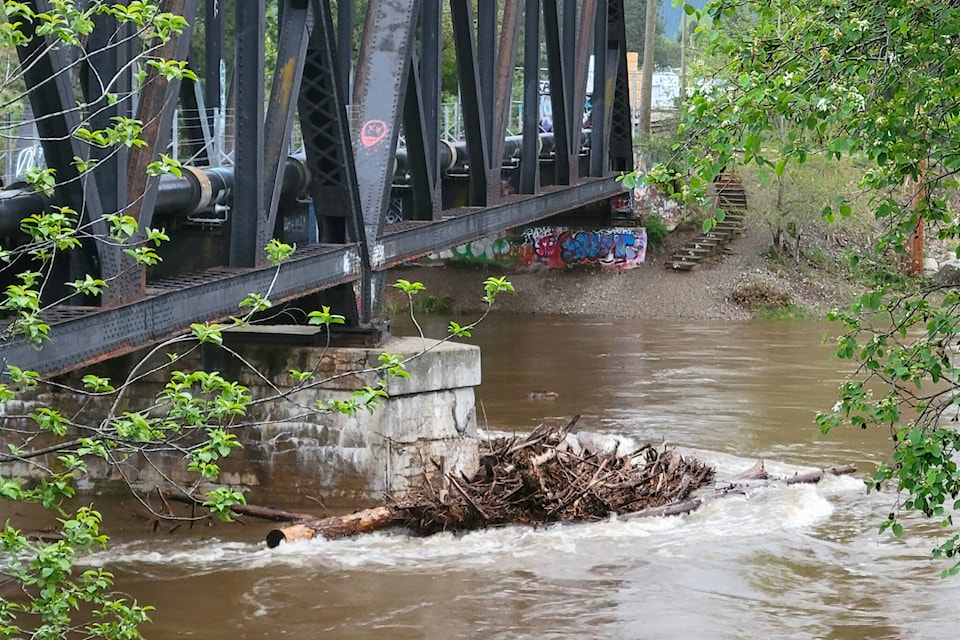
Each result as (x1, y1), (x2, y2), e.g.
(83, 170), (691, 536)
(387, 223), (859, 320)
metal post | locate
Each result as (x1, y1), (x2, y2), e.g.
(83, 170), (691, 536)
(520, 0), (540, 194)
(205, 0), (224, 123)
(230, 0), (265, 268)
(450, 0), (489, 205)
(544, 0), (571, 184)
(337, 0), (354, 97)
(590, 0), (609, 177)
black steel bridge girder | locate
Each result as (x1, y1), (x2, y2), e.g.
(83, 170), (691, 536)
(1, 245), (361, 377)
(1, 1), (635, 375)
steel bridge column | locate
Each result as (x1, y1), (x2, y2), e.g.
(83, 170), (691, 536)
(18, 1), (113, 302)
(478, 1), (497, 162)
(418, 2), (443, 220)
(403, 50), (440, 220)
(607, 0), (635, 173)
(449, 0), (489, 206)
(491, 0), (522, 198)
(543, 0), (572, 185)
(590, 0), (609, 177)
(83, 12), (132, 220)
(205, 0), (225, 135)
(116, 0), (197, 310)
(352, 0), (418, 321)
(564, 0), (577, 115)
(519, 0), (541, 194)
(336, 0), (353, 98)
(127, 0), (198, 232)
(230, 0), (265, 268)
(573, 0), (598, 179)
(300, 0), (364, 250)
(83, 12), (143, 304)
(261, 0), (311, 261)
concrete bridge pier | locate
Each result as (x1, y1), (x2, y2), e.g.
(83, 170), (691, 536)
(0, 331), (483, 505)
(221, 331), (482, 502)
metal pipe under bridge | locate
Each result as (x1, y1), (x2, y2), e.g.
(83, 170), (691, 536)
(0, 0), (634, 376)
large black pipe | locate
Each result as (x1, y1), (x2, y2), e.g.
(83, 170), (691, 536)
(0, 185), (48, 236)
(0, 156), (313, 236)
(0, 132), (590, 235)
(393, 131), (589, 177)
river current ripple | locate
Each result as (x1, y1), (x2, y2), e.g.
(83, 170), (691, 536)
(82, 317), (960, 638)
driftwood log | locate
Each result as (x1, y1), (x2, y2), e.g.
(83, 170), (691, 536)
(266, 506), (402, 548)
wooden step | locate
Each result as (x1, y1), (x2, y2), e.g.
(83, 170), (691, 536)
(713, 224), (742, 234)
(689, 240), (721, 250)
(667, 179), (748, 271)
(665, 259), (700, 271)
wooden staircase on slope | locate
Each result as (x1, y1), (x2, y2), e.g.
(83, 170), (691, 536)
(665, 175), (747, 271)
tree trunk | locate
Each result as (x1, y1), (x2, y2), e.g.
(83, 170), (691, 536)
(266, 506), (402, 548)
(784, 464), (857, 485)
(638, 0), (659, 139)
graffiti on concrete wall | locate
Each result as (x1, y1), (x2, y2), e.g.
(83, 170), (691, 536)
(531, 227), (647, 269)
(431, 226), (647, 270)
(635, 183), (685, 230)
(436, 235), (516, 264)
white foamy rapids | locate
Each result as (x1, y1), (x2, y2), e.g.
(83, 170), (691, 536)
(80, 451), (862, 576)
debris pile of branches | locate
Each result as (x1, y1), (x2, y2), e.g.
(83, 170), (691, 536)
(397, 422), (715, 536)
(259, 421), (857, 547)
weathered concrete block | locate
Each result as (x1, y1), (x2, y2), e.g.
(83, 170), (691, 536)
(0, 336), (483, 503)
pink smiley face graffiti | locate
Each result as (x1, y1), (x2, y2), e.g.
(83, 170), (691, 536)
(360, 120), (388, 147)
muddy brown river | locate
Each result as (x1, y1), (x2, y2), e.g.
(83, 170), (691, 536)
(29, 317), (960, 637)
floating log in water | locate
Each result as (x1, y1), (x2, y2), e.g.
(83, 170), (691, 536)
(784, 464), (857, 485)
(266, 506), (402, 548)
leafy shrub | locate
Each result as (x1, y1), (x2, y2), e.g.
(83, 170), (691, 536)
(731, 281), (792, 310)
(644, 213), (669, 246)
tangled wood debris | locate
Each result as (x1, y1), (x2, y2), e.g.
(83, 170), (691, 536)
(258, 422), (858, 547)
(400, 422), (714, 535)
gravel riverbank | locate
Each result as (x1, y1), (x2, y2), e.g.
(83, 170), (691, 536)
(387, 223), (857, 321)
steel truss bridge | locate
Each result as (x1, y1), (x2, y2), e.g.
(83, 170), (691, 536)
(1, 0), (634, 376)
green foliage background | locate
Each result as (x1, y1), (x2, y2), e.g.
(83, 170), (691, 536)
(667, 0), (960, 575)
